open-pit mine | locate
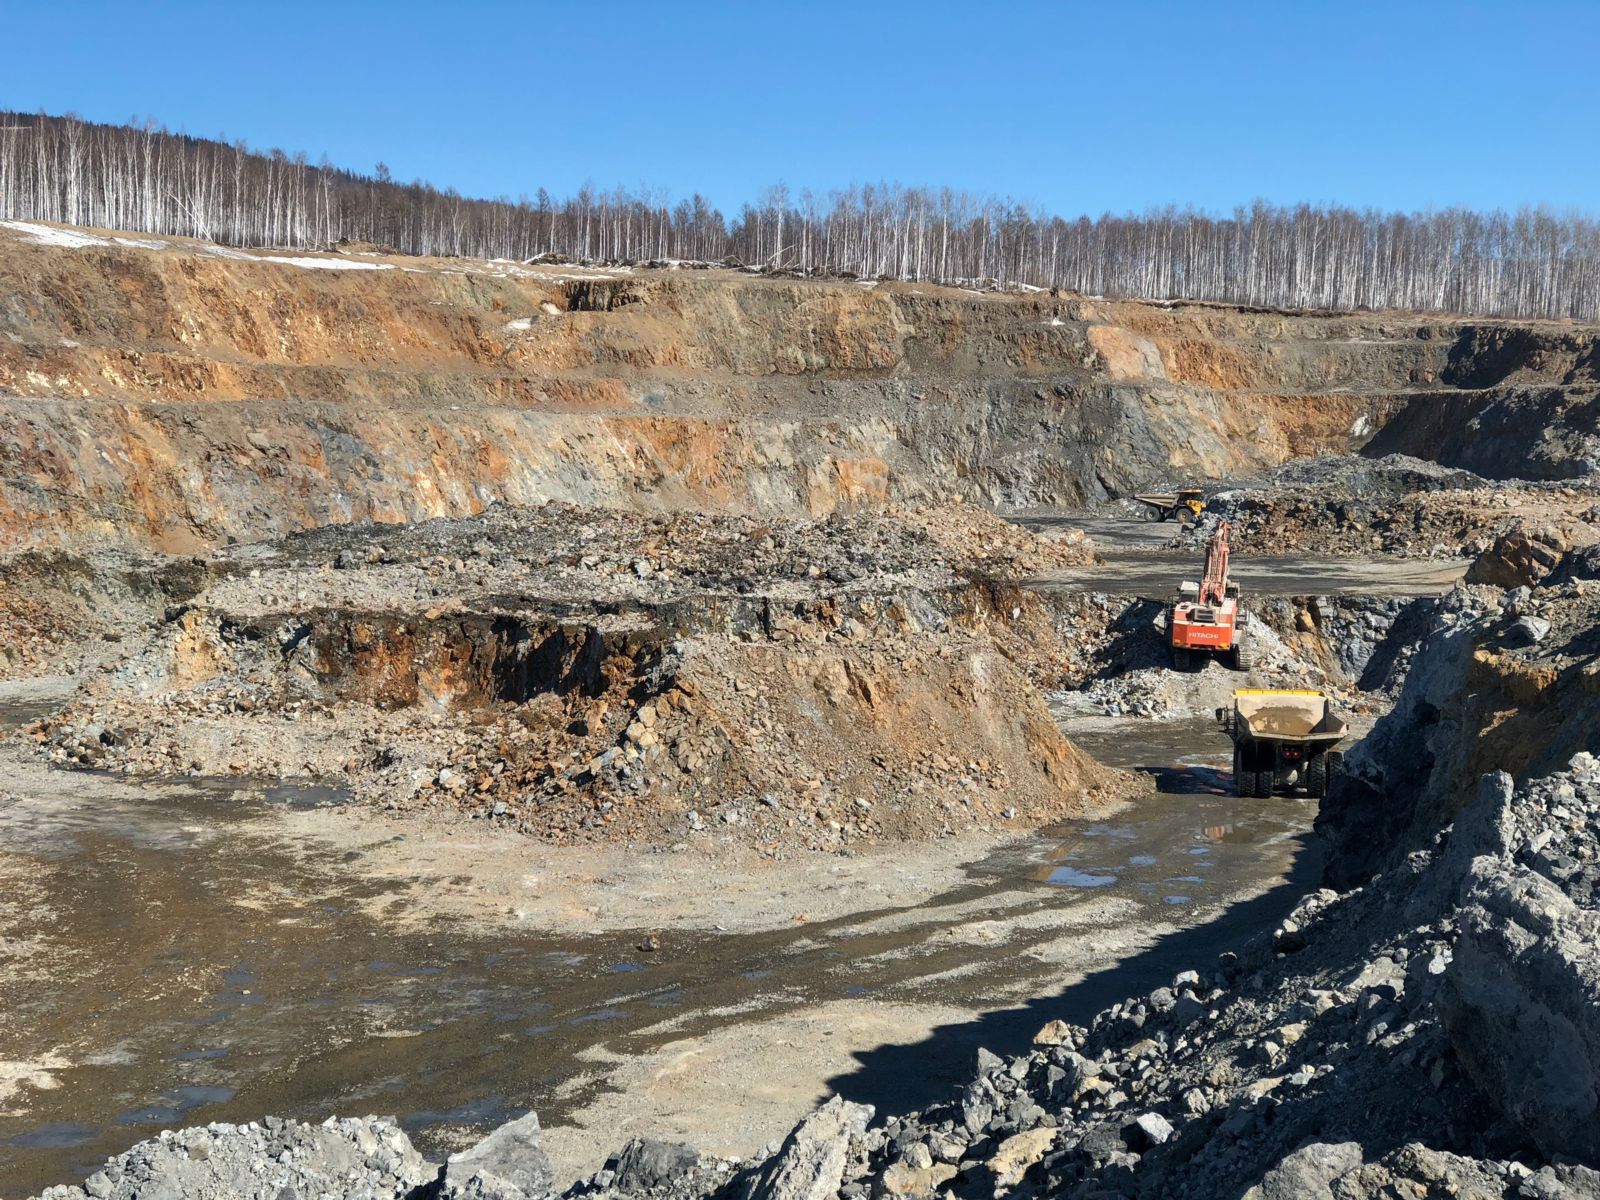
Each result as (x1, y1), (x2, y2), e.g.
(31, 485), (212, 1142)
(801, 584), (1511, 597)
(4, 220), (1600, 1200)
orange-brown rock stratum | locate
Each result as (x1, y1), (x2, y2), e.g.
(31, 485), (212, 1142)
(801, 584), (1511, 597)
(2, 218), (1598, 551)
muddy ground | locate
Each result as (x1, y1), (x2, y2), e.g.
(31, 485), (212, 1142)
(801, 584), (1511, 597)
(0, 690), (1324, 1195)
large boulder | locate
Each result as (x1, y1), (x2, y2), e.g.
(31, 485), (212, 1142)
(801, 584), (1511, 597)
(1465, 527), (1569, 589)
(1244, 1141), (1363, 1200)
(609, 1138), (702, 1193)
(442, 1112), (555, 1200)
(746, 1096), (873, 1200)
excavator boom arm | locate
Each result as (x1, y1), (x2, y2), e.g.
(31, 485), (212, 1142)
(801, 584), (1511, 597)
(1200, 520), (1231, 606)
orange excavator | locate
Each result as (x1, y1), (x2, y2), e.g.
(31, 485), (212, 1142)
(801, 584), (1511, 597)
(1169, 520), (1251, 672)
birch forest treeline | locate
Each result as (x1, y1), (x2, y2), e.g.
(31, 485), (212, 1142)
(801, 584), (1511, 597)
(5, 110), (1600, 320)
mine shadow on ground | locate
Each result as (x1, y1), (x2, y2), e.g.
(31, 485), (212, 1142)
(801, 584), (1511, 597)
(823, 795), (1320, 1120)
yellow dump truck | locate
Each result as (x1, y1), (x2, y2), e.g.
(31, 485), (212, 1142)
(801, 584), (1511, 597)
(1216, 689), (1347, 798)
(1133, 488), (1207, 524)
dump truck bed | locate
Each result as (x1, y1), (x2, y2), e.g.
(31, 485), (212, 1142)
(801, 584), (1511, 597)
(1232, 689), (1347, 746)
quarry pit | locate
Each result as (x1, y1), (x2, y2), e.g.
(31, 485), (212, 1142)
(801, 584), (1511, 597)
(5, 223), (1600, 1198)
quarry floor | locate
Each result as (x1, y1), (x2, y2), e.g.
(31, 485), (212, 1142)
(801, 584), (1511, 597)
(2, 685), (1320, 1195)
(0, 524), (1440, 1194)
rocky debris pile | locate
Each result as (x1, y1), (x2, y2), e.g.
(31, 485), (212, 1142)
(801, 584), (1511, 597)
(1043, 591), (1419, 722)
(207, 501), (1094, 615)
(1170, 455), (1600, 559)
(28, 504), (1122, 850)
(573, 1137), (728, 1199)
(34, 1115), (433, 1200)
(894, 501), (1094, 579)
(1319, 555), (1600, 889)
(1244, 453), (1487, 496)
(0, 550), (204, 680)
(1466, 523), (1584, 589)
(33, 619), (1123, 851)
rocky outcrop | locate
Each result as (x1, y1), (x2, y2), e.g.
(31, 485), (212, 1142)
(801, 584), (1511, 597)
(1466, 526), (1583, 589)
(1318, 563), (1600, 889)
(1438, 765), (1600, 1164)
(1366, 385), (1600, 481)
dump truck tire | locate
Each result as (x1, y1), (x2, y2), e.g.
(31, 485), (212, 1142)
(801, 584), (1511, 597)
(1306, 754), (1329, 798)
(1251, 768), (1273, 798)
(1233, 747), (1246, 796)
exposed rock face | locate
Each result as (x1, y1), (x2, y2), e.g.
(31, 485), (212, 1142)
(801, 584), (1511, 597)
(1319, 564), (1600, 889)
(8, 226), (1589, 552)
(1367, 384), (1600, 481)
(1438, 765), (1600, 1164)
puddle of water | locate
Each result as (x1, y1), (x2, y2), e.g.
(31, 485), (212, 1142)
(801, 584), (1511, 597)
(1006, 714), (1327, 919)
(115, 1086), (237, 1128)
(263, 783), (352, 809)
(170, 1047), (229, 1062)
(1047, 867), (1119, 888)
(3, 1123), (97, 1150)
(403, 1094), (511, 1130)
(569, 1008), (628, 1025)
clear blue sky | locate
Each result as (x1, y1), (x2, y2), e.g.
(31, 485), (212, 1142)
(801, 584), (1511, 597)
(3, 0), (1594, 218)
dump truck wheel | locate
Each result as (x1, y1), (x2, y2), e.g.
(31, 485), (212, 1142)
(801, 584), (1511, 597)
(1306, 754), (1329, 798)
(1233, 747), (1246, 796)
(1142, 505), (1164, 522)
(1250, 768), (1272, 798)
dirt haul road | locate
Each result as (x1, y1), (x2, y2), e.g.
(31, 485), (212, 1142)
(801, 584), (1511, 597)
(1022, 515), (1470, 598)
